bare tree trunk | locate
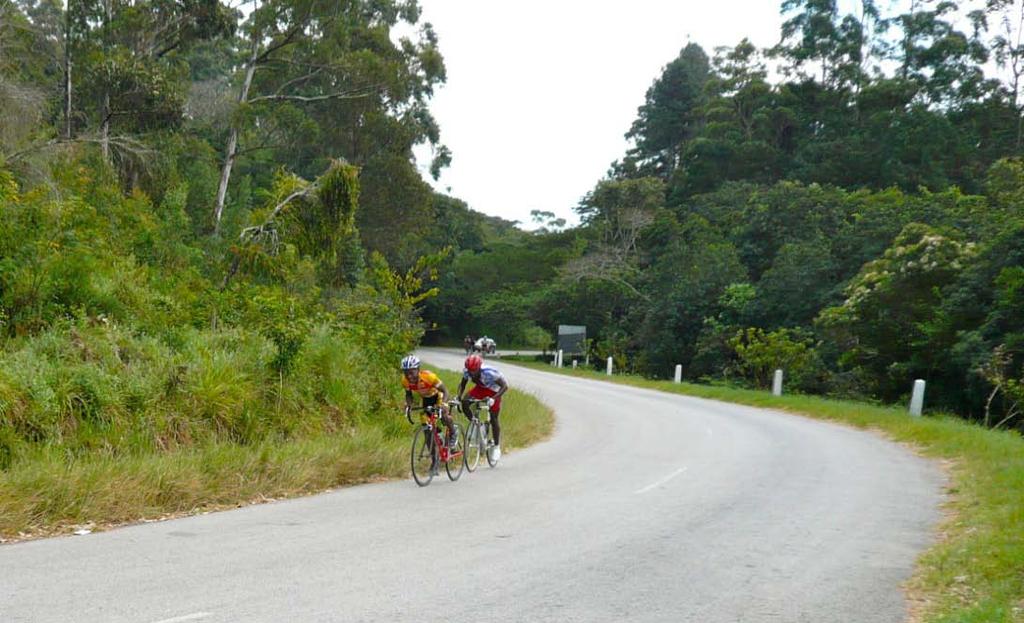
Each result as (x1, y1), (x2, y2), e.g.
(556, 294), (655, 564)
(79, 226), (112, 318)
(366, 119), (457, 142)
(100, 0), (111, 162)
(214, 125), (240, 232)
(985, 385), (998, 428)
(1010, 2), (1024, 150)
(214, 10), (260, 234)
(64, 6), (72, 140)
(101, 92), (110, 161)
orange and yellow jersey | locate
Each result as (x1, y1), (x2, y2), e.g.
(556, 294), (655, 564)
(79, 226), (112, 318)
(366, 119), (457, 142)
(401, 369), (443, 398)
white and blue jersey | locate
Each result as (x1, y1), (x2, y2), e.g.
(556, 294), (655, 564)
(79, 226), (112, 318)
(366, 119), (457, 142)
(465, 364), (505, 391)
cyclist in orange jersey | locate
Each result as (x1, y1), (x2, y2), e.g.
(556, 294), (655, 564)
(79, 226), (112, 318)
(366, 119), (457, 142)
(400, 355), (456, 446)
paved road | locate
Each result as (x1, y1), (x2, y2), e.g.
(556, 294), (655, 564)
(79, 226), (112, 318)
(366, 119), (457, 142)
(1, 347), (942, 623)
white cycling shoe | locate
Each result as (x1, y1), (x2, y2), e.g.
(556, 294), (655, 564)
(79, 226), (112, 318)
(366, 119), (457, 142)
(489, 445), (502, 462)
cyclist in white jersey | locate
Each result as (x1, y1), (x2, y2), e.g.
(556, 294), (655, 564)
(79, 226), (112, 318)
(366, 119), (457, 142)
(457, 354), (509, 461)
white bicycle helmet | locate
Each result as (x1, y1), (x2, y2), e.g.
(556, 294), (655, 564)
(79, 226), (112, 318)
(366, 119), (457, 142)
(400, 355), (421, 370)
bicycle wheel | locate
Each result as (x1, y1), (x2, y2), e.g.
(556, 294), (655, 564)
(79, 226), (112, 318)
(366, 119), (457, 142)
(445, 423), (465, 481)
(484, 422), (498, 468)
(411, 427), (436, 486)
(464, 421), (482, 472)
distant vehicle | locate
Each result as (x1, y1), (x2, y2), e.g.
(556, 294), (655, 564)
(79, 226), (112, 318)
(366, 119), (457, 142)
(474, 336), (496, 355)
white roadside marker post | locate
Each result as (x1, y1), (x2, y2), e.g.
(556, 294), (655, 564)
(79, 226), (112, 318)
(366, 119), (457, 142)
(606, 356), (613, 376)
(557, 349), (564, 368)
(674, 364), (682, 383)
(572, 360), (578, 369)
(772, 369), (783, 397)
(909, 379), (925, 416)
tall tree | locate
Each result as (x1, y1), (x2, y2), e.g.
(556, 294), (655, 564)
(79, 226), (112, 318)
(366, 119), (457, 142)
(777, 0), (867, 89)
(896, 0), (991, 106)
(624, 42), (710, 178)
(669, 40), (790, 199)
(212, 0), (447, 239)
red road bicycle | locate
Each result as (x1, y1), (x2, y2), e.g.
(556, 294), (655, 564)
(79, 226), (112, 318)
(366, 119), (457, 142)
(408, 405), (464, 486)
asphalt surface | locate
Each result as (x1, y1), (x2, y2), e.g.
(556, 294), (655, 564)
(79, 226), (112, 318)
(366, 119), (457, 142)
(0, 347), (943, 623)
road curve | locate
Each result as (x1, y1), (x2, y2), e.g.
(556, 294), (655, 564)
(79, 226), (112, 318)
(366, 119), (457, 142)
(1, 347), (942, 623)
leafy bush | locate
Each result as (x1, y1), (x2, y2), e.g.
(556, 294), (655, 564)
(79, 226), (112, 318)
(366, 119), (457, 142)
(0, 155), (429, 475)
(729, 327), (819, 390)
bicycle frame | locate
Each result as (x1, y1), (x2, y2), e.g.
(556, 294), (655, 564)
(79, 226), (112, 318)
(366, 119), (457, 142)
(413, 406), (460, 463)
(459, 398), (491, 426)
(457, 398), (497, 469)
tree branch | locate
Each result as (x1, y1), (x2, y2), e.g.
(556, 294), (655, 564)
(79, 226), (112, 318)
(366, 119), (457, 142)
(271, 67), (323, 96)
(559, 251), (650, 302)
(234, 142), (287, 157)
(252, 26), (303, 66)
(221, 184), (318, 290)
(993, 404), (1021, 430)
(259, 185), (316, 229)
(248, 86), (379, 104)
(5, 135), (154, 163)
(250, 6), (337, 67)
(155, 40), (183, 59)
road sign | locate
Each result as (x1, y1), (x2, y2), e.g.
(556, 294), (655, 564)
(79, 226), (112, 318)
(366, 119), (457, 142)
(557, 325), (586, 355)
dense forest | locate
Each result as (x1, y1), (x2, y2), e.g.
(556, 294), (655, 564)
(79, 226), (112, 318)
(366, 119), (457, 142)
(2, 0), (1023, 470)
(423, 0), (1024, 428)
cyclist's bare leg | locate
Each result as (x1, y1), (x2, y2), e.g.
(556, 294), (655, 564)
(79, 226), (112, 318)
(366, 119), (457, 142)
(490, 409), (501, 446)
(460, 398), (474, 423)
(442, 412), (457, 445)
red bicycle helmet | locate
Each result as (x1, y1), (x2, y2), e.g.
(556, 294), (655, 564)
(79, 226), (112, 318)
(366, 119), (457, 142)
(465, 354), (483, 373)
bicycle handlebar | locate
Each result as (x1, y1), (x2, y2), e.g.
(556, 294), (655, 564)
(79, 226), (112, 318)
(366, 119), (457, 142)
(406, 404), (451, 423)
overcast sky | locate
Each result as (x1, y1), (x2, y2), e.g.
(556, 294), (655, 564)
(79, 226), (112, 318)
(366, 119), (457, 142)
(409, 1), (789, 228)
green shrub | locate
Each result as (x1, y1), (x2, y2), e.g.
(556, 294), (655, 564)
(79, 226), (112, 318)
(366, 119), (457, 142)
(730, 327), (818, 390)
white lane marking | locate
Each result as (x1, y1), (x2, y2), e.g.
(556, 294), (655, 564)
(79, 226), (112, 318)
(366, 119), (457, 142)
(149, 613), (213, 623)
(635, 467), (688, 494)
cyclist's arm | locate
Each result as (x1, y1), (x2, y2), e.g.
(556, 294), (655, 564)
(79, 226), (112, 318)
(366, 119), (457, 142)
(435, 380), (449, 404)
(456, 375), (467, 400)
(492, 375), (509, 399)
(404, 389), (415, 410)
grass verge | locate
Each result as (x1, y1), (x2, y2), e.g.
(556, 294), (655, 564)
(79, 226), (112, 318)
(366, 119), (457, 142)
(0, 366), (553, 541)
(501, 358), (1024, 623)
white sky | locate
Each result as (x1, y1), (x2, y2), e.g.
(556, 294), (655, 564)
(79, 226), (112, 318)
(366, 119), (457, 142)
(410, 0), (788, 228)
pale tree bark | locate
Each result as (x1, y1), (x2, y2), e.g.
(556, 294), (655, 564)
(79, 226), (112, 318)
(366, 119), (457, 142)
(64, 5), (72, 140)
(221, 183), (317, 288)
(101, 91), (110, 160)
(100, 0), (112, 162)
(212, 3), (373, 234)
(1010, 2), (1024, 148)
(214, 26), (259, 234)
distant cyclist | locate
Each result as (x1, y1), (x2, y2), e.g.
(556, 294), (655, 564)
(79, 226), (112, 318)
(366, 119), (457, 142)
(400, 355), (456, 447)
(457, 354), (509, 461)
